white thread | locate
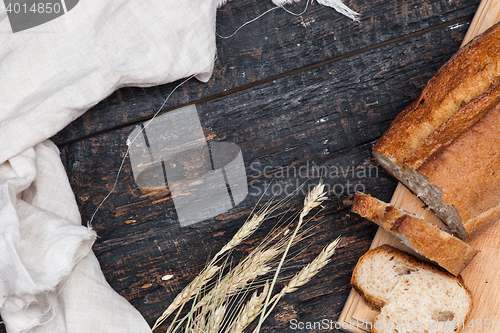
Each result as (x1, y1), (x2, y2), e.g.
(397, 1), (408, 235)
(217, 7), (280, 39)
(87, 69), (209, 227)
(279, 0), (310, 16)
(217, 0), (311, 39)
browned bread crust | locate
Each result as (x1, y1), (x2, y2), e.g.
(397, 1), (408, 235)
(351, 245), (473, 333)
(372, 22), (500, 240)
(405, 83), (500, 170)
(374, 22), (500, 163)
(350, 244), (401, 310)
(351, 245), (471, 309)
(418, 103), (500, 237)
(351, 193), (477, 276)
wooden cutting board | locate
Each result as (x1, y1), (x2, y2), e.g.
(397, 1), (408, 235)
(338, 1), (500, 332)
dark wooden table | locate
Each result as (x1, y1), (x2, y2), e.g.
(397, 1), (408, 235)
(0, 1), (481, 332)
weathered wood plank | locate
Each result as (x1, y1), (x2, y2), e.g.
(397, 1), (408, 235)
(50, 0), (479, 145)
(54, 22), (469, 332)
(63, 21), (469, 239)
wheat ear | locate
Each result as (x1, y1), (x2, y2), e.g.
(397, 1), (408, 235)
(154, 203), (273, 331)
(283, 236), (341, 293)
(253, 236), (342, 331)
(218, 213), (266, 256)
(254, 182), (327, 333)
(152, 265), (220, 330)
(230, 282), (270, 333)
(206, 304), (226, 333)
(214, 197), (279, 262)
(195, 247), (279, 311)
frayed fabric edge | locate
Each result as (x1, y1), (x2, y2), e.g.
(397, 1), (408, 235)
(0, 227), (96, 333)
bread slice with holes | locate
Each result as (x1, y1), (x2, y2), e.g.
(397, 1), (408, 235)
(352, 245), (473, 333)
(351, 192), (477, 276)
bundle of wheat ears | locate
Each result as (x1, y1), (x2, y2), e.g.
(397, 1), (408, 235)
(152, 183), (342, 333)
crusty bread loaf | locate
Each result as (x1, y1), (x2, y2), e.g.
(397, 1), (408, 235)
(373, 22), (500, 240)
(351, 192), (477, 276)
(351, 245), (473, 333)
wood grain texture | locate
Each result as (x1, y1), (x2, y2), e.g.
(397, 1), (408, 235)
(463, 0), (500, 44)
(62, 24), (468, 242)
(50, 0), (479, 146)
(339, 1), (500, 332)
(59, 23), (468, 332)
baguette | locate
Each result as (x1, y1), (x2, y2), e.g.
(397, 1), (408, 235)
(373, 22), (500, 240)
(351, 192), (477, 275)
(351, 245), (473, 333)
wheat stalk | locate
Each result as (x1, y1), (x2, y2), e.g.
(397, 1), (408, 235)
(152, 265), (220, 330)
(153, 200), (277, 331)
(188, 207), (315, 331)
(254, 182), (327, 333)
(252, 236), (342, 331)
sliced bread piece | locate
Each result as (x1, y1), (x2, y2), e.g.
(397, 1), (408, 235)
(351, 245), (473, 333)
(372, 22), (500, 240)
(351, 192), (477, 276)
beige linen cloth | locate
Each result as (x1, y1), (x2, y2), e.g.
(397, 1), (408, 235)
(0, 0), (217, 332)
